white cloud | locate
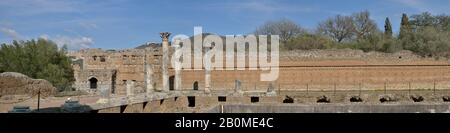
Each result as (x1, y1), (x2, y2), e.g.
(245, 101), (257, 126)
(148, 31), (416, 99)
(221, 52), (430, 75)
(0, 28), (93, 50)
(40, 35), (94, 50)
(0, 27), (22, 40)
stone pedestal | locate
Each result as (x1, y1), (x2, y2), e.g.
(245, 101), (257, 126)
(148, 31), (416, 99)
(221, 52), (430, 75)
(266, 83), (277, 96)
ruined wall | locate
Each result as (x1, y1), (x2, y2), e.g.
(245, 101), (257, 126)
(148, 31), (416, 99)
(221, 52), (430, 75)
(177, 49), (450, 92)
(69, 47), (163, 95)
(0, 72), (56, 97)
(70, 47), (450, 96)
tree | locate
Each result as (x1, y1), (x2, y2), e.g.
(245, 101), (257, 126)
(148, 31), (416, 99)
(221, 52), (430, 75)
(284, 34), (333, 50)
(435, 14), (450, 31)
(318, 15), (355, 43)
(255, 19), (305, 45)
(0, 39), (75, 91)
(399, 13), (411, 39)
(410, 12), (436, 29)
(384, 17), (393, 39)
(352, 11), (378, 40)
(410, 12), (450, 32)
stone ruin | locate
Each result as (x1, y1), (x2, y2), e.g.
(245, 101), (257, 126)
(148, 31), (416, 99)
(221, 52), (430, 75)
(0, 72), (56, 97)
(66, 31), (450, 106)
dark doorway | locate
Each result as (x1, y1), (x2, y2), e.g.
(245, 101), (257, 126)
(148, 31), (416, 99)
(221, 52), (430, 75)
(100, 56), (106, 62)
(350, 96), (363, 102)
(188, 96), (195, 107)
(120, 105), (127, 113)
(169, 76), (175, 91)
(111, 71), (116, 94)
(193, 81), (199, 90)
(89, 77), (98, 89)
(251, 97), (259, 103)
(218, 96), (226, 102)
(283, 96), (294, 103)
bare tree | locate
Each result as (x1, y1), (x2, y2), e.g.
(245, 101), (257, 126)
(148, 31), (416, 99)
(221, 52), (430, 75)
(317, 15), (355, 43)
(352, 11), (378, 40)
(255, 19), (305, 44)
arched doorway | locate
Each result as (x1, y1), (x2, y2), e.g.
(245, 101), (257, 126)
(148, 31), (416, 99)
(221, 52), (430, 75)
(193, 81), (198, 90)
(89, 77), (98, 89)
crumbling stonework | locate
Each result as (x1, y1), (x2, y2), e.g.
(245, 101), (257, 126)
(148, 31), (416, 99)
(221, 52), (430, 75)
(68, 34), (450, 97)
(69, 47), (163, 95)
(0, 72), (56, 97)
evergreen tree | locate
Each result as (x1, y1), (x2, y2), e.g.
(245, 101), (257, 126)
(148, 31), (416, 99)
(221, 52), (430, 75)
(384, 17), (393, 39)
(399, 13), (411, 39)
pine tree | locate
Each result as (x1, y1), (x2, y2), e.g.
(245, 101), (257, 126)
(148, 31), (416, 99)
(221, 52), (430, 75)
(384, 17), (393, 39)
(399, 13), (411, 39)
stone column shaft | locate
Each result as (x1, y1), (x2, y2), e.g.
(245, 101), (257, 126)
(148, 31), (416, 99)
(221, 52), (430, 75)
(173, 39), (182, 91)
(204, 48), (211, 94)
(145, 62), (153, 95)
(160, 32), (171, 92)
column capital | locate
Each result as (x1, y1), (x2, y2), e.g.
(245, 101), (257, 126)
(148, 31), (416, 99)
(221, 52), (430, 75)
(160, 32), (171, 41)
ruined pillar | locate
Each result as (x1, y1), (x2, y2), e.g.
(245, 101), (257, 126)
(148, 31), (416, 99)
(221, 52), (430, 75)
(234, 80), (243, 95)
(205, 70), (211, 94)
(266, 82), (276, 96)
(126, 80), (134, 97)
(172, 39), (182, 91)
(144, 54), (153, 95)
(204, 48), (211, 94)
(160, 32), (171, 92)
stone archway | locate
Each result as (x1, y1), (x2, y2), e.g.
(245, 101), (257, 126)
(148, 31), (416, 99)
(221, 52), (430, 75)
(193, 81), (199, 90)
(89, 77), (98, 89)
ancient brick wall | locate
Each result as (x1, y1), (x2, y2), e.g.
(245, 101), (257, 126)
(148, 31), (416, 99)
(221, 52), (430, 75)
(70, 48), (450, 96)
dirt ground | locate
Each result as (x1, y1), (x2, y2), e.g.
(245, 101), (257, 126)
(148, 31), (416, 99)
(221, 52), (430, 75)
(0, 95), (101, 113)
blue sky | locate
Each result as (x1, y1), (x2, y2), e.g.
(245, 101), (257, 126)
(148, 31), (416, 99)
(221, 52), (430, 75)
(1, 0), (449, 50)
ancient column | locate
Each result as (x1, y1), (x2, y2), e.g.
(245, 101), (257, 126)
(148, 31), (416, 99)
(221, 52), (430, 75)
(144, 54), (153, 95)
(204, 48), (211, 94)
(160, 32), (171, 92)
(173, 39), (182, 91)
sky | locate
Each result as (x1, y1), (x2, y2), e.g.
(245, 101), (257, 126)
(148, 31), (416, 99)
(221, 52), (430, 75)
(1, 0), (449, 50)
